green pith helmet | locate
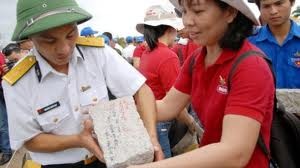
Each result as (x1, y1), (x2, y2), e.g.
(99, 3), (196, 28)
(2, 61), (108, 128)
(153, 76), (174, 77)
(12, 0), (92, 41)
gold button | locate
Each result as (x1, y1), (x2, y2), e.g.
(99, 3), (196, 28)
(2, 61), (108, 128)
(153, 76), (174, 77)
(92, 98), (98, 102)
(53, 118), (58, 123)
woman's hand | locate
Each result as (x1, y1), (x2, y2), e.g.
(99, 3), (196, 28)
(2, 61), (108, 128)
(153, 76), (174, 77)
(150, 137), (164, 161)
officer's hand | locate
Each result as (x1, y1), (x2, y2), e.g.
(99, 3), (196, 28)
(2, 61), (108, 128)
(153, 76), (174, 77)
(79, 119), (105, 162)
(150, 138), (164, 161)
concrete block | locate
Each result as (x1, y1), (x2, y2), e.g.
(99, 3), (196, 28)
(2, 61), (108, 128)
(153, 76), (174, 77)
(276, 89), (300, 113)
(90, 96), (154, 168)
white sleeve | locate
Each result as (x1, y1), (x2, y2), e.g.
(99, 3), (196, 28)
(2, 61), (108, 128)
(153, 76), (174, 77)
(97, 46), (146, 97)
(2, 81), (41, 150)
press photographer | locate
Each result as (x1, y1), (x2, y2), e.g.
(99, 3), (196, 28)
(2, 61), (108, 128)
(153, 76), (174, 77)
(0, 43), (23, 165)
(1, 43), (24, 74)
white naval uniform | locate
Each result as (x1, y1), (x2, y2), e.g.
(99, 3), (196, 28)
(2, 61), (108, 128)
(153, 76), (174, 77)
(2, 45), (146, 165)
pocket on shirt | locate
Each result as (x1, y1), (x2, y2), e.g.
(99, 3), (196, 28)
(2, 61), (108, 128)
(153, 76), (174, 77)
(287, 56), (300, 87)
(79, 85), (108, 106)
(36, 105), (70, 133)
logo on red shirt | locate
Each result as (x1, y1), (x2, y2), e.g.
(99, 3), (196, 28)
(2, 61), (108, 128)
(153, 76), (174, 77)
(217, 76), (228, 94)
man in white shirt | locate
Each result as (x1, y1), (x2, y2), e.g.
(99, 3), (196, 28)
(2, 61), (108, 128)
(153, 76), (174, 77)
(122, 36), (136, 64)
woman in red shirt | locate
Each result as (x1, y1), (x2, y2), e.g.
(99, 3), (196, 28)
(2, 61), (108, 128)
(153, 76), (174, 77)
(136, 5), (196, 158)
(130, 0), (274, 167)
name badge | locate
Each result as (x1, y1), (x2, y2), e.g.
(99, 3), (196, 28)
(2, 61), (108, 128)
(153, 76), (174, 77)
(37, 101), (60, 115)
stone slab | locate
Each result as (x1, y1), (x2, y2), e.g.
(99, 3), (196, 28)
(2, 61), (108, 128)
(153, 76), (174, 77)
(276, 89), (300, 113)
(90, 96), (154, 168)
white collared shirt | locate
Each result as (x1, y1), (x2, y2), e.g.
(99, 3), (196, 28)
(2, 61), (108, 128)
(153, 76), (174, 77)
(2, 45), (146, 165)
(122, 44), (135, 60)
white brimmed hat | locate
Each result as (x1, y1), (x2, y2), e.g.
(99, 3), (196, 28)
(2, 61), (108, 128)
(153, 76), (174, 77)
(169, 0), (260, 25)
(136, 5), (184, 34)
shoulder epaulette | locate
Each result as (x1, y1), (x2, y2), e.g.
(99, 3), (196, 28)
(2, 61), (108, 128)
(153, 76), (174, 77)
(76, 37), (105, 47)
(2, 55), (36, 86)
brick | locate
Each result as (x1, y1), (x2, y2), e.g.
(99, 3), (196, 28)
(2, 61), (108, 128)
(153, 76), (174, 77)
(90, 96), (154, 168)
(276, 89), (300, 113)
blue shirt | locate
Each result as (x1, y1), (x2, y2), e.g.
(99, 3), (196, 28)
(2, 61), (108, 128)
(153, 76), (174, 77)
(248, 20), (300, 88)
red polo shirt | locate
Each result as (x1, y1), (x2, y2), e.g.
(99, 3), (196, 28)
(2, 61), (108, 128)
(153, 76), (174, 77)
(172, 39), (199, 65)
(133, 44), (147, 58)
(0, 52), (6, 77)
(139, 42), (180, 100)
(174, 40), (274, 168)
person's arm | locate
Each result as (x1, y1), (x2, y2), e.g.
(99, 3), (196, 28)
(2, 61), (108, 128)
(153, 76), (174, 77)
(129, 52), (274, 168)
(157, 87), (190, 122)
(175, 108), (192, 125)
(175, 108), (203, 135)
(25, 120), (104, 161)
(129, 114), (261, 168)
(134, 83), (164, 161)
(133, 57), (140, 68)
(25, 134), (80, 152)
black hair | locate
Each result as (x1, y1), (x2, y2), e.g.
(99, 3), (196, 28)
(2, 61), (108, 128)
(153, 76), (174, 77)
(178, 0), (254, 50)
(216, 1), (254, 50)
(143, 25), (170, 51)
(102, 32), (113, 40)
(254, 0), (295, 8)
(2, 43), (21, 57)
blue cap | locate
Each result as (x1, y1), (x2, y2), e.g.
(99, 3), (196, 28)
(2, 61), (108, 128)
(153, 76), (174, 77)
(80, 27), (98, 36)
(126, 36), (133, 43)
(135, 36), (144, 43)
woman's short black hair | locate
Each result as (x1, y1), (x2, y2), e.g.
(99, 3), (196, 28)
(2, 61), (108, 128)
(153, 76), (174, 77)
(179, 0), (254, 50)
(143, 25), (170, 51)
(216, 0), (254, 50)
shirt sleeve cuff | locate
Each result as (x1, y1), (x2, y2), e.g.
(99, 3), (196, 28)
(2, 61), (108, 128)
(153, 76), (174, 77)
(225, 106), (264, 124)
(126, 75), (146, 97)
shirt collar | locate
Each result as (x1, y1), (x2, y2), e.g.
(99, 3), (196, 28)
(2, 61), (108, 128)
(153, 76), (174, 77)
(289, 20), (300, 38)
(157, 42), (168, 48)
(254, 25), (273, 42)
(214, 48), (237, 65)
(197, 46), (237, 66)
(33, 47), (84, 82)
(199, 47), (237, 65)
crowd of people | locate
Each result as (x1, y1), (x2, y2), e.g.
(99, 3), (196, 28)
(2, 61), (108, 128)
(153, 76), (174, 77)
(0, 0), (299, 167)
(0, 39), (33, 165)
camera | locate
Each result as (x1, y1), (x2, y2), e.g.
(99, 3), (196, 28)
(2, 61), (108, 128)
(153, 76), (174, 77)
(6, 60), (16, 70)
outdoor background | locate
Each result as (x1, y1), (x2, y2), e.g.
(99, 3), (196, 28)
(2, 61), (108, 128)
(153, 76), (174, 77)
(0, 0), (299, 48)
